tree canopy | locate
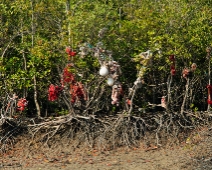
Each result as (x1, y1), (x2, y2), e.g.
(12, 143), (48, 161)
(1, 0), (212, 116)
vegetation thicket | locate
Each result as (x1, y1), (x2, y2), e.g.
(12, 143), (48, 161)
(1, 0), (212, 150)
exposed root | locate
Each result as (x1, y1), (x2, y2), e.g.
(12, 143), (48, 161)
(0, 115), (25, 153)
(0, 111), (211, 153)
(27, 114), (147, 150)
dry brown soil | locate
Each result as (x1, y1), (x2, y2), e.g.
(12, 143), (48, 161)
(1, 127), (212, 170)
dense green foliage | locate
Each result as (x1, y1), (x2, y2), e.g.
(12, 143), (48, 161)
(0, 0), (212, 116)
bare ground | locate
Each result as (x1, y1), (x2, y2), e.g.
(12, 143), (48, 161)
(1, 125), (212, 170)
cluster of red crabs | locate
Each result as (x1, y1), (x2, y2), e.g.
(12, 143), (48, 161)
(18, 51), (212, 112)
(48, 52), (201, 107)
(48, 47), (87, 104)
(169, 54), (197, 78)
(169, 54), (212, 105)
(8, 95), (28, 113)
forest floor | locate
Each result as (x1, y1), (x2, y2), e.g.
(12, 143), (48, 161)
(1, 126), (212, 170)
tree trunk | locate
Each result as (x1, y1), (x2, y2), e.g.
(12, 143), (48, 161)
(33, 75), (41, 117)
(31, 0), (41, 117)
(181, 78), (189, 115)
